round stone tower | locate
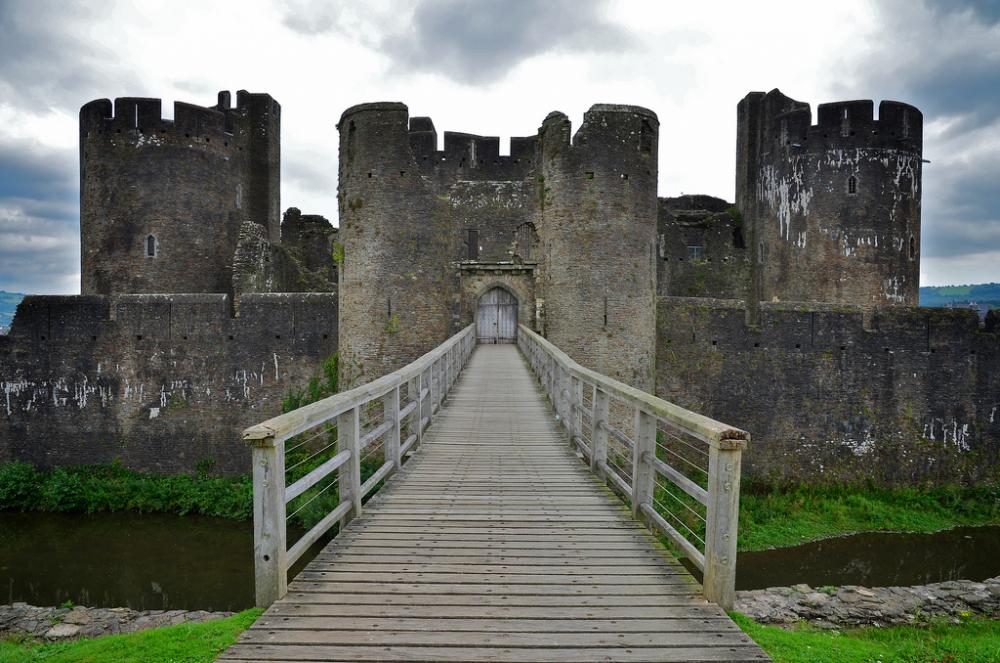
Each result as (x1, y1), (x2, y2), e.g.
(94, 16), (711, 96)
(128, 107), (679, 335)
(737, 89), (922, 307)
(79, 90), (280, 296)
(537, 104), (659, 390)
(336, 103), (456, 387)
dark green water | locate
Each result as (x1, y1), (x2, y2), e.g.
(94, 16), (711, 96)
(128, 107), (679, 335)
(0, 512), (326, 611)
(683, 525), (1000, 590)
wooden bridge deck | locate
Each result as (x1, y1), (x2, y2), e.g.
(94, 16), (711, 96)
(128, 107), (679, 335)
(220, 344), (768, 662)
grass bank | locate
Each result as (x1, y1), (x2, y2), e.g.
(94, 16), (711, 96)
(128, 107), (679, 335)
(733, 612), (1000, 663)
(0, 609), (261, 663)
(739, 480), (1000, 551)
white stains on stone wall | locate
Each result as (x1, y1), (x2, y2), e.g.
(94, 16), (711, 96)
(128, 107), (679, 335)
(923, 418), (973, 453)
(757, 159), (813, 242)
(450, 181), (526, 211)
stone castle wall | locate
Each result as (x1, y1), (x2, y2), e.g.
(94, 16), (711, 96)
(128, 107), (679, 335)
(0, 292), (337, 474)
(656, 296), (1000, 484)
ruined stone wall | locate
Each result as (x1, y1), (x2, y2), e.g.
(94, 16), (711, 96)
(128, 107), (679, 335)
(538, 105), (659, 390)
(656, 296), (1000, 484)
(737, 90), (922, 308)
(80, 91), (280, 298)
(0, 292), (337, 474)
(657, 196), (749, 299)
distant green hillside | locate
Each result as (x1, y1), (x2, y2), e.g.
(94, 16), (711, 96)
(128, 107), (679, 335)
(0, 291), (24, 330)
(920, 283), (1000, 309)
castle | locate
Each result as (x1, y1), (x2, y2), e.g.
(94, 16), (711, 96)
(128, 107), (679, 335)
(1, 88), (997, 483)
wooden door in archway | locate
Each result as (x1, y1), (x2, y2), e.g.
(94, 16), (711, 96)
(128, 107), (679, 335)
(476, 287), (518, 344)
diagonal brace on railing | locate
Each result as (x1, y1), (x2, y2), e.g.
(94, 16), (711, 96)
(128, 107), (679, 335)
(516, 323), (749, 611)
(243, 324), (476, 607)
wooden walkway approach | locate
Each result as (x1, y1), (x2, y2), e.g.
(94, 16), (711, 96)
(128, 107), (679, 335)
(220, 345), (769, 662)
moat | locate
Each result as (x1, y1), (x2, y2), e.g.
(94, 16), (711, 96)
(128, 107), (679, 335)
(0, 512), (328, 611)
(2, 512), (1000, 610)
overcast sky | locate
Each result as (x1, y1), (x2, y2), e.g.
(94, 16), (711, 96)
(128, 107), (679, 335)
(0, 0), (997, 293)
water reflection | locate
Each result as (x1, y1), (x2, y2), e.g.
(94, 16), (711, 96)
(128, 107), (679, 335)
(682, 525), (1000, 590)
(0, 512), (325, 611)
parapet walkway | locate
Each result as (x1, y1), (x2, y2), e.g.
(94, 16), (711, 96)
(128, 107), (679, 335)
(220, 344), (768, 662)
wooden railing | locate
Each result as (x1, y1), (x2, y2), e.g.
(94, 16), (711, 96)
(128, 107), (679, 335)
(518, 324), (748, 610)
(243, 324), (476, 607)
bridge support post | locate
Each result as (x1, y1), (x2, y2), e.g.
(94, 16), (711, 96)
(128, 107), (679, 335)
(384, 386), (401, 470)
(249, 433), (287, 608)
(338, 406), (363, 524)
(704, 444), (742, 611)
(591, 387), (609, 477)
(631, 408), (656, 519)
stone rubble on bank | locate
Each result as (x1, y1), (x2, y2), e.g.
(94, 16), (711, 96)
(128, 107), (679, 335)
(736, 576), (1000, 627)
(0, 603), (234, 640)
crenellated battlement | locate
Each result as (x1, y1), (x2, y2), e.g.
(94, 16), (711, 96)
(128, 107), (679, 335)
(80, 90), (279, 149)
(754, 89), (923, 153)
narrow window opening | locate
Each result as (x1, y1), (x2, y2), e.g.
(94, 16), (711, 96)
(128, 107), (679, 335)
(467, 229), (479, 260)
(758, 241), (765, 263)
(134, 105), (138, 128)
(848, 175), (858, 195)
(909, 235), (916, 260)
(146, 234), (157, 257)
(843, 108), (849, 119)
(603, 296), (608, 328)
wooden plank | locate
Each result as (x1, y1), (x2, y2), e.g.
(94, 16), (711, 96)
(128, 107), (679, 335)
(221, 344), (766, 663)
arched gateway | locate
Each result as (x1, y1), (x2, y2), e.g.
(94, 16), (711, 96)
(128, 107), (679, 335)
(476, 287), (517, 344)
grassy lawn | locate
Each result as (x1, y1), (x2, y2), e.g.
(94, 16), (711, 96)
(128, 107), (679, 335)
(0, 609), (260, 663)
(739, 481), (1000, 551)
(732, 613), (1000, 663)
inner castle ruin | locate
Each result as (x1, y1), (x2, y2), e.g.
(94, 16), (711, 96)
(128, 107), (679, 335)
(1, 88), (997, 483)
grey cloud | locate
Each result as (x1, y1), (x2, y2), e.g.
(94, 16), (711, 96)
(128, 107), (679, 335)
(0, 1), (134, 112)
(0, 134), (79, 293)
(281, 0), (633, 84)
(835, 1), (1000, 276)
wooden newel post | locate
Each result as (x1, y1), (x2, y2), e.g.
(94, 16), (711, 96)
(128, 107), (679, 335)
(338, 406), (363, 524)
(631, 408), (655, 519)
(703, 440), (744, 611)
(408, 375), (422, 448)
(570, 375), (583, 445)
(384, 386), (401, 471)
(591, 386), (609, 476)
(248, 431), (287, 608)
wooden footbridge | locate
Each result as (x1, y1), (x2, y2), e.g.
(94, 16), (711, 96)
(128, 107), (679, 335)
(220, 326), (769, 662)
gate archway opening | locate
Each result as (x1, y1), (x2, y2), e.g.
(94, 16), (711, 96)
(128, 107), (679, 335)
(476, 287), (518, 344)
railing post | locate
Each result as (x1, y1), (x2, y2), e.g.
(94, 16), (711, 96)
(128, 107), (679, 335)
(571, 375), (583, 446)
(631, 407), (655, 520)
(409, 374), (422, 448)
(430, 358), (440, 413)
(250, 433), (287, 608)
(384, 386), (401, 471)
(591, 386), (609, 477)
(338, 405), (362, 523)
(704, 443), (743, 611)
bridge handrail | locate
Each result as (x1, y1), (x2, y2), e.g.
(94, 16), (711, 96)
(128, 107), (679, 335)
(244, 324), (476, 607)
(518, 324), (748, 610)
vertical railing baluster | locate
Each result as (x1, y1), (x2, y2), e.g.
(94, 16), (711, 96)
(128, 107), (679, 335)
(591, 385), (609, 477)
(384, 386), (401, 472)
(249, 432), (286, 608)
(631, 407), (655, 519)
(338, 405), (362, 522)
(704, 442), (743, 611)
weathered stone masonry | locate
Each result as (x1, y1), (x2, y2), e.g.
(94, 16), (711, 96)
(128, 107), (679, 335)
(0, 293), (337, 474)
